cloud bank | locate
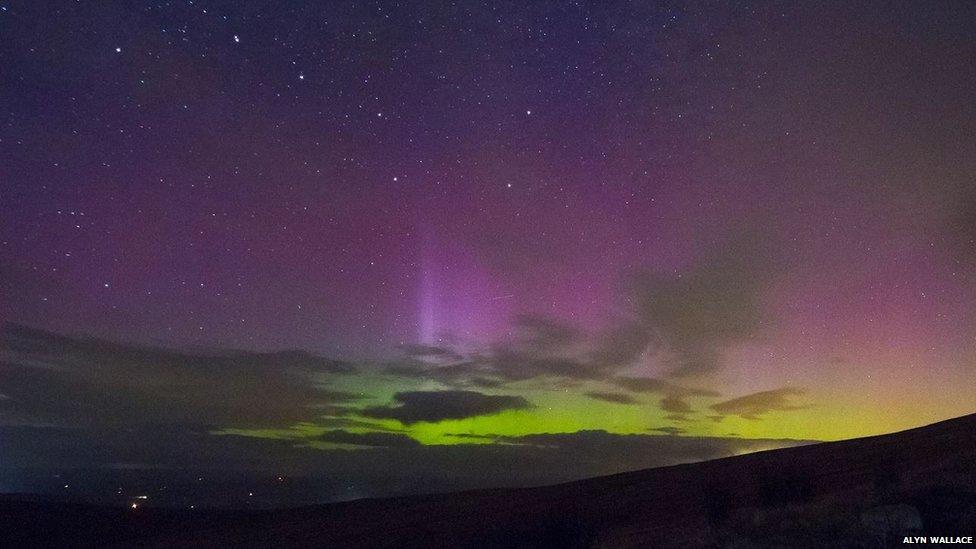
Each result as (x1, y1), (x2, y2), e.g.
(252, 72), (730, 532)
(0, 323), (356, 429)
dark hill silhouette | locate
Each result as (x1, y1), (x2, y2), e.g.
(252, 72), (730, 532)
(3, 414), (974, 548)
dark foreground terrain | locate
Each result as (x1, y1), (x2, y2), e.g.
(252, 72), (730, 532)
(3, 414), (975, 548)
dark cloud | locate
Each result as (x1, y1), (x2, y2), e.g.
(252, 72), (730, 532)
(485, 350), (601, 381)
(631, 231), (781, 376)
(383, 362), (436, 378)
(359, 390), (532, 424)
(468, 377), (504, 389)
(613, 376), (720, 420)
(650, 426), (686, 436)
(383, 349), (598, 387)
(587, 320), (651, 370)
(0, 323), (357, 429)
(2, 324), (353, 374)
(383, 359), (482, 384)
(710, 388), (810, 420)
(584, 391), (639, 405)
(318, 430), (421, 448)
(466, 316), (602, 382)
(381, 314), (605, 385)
(660, 395), (693, 415)
(512, 314), (581, 349)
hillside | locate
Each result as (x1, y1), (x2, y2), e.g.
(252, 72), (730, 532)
(3, 414), (975, 548)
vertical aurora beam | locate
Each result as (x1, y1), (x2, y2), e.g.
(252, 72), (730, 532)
(415, 220), (516, 348)
(418, 226), (445, 345)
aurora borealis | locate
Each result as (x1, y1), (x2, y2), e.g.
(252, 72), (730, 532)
(1, 1), (975, 505)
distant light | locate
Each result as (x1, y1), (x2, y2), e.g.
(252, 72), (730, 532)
(115, 47), (122, 53)
(248, 492), (253, 497)
(233, 35), (240, 43)
(130, 503), (138, 509)
(526, 110), (531, 115)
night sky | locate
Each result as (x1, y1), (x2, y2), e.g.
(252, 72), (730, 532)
(1, 1), (975, 506)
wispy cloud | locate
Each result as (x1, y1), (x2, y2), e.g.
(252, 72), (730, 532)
(710, 388), (810, 420)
